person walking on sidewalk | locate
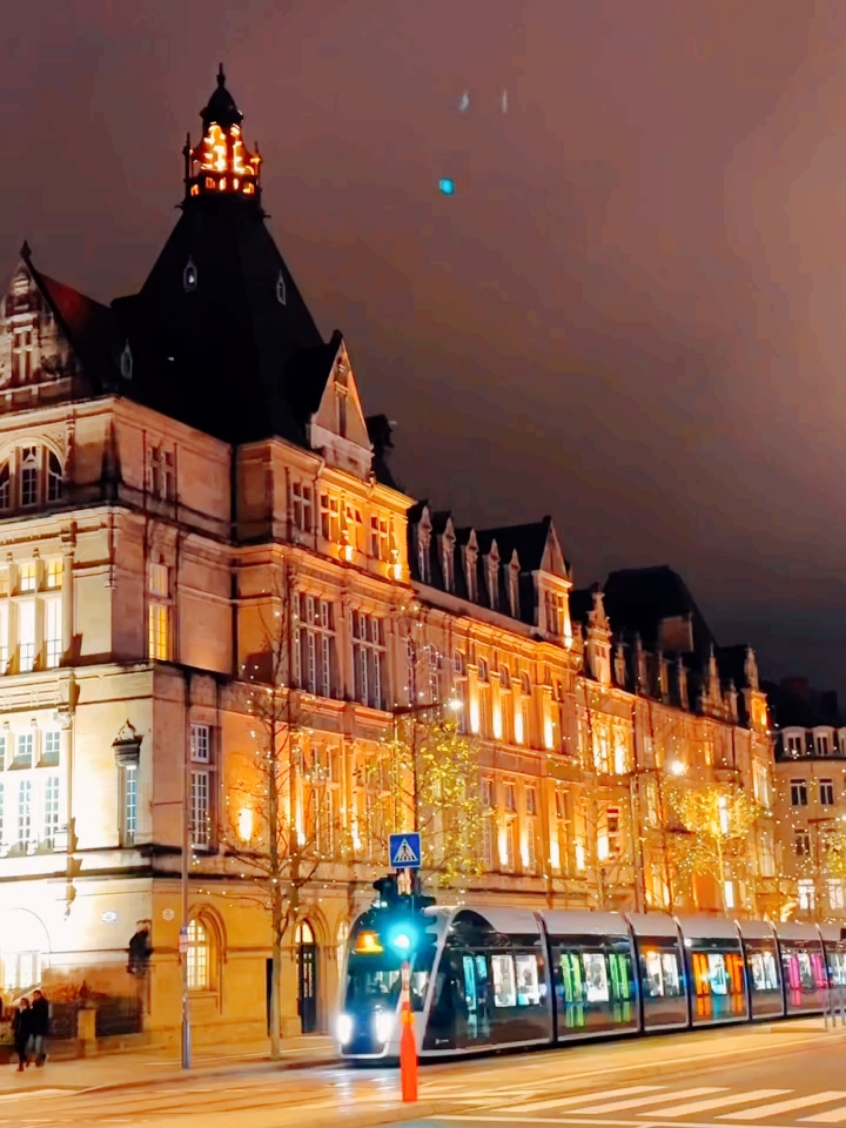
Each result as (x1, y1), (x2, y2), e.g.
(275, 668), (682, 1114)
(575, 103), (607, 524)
(11, 998), (32, 1072)
(29, 991), (49, 1067)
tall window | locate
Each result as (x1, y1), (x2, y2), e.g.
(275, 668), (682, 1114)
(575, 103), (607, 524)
(0, 465), (10, 511)
(18, 599), (35, 673)
(14, 733), (33, 769)
(20, 447), (38, 507)
(464, 546), (478, 601)
(147, 563), (171, 661)
(820, 779), (835, 806)
(291, 482), (313, 533)
(516, 674), (532, 746)
(500, 666), (513, 743)
(45, 558), (62, 590)
(42, 775), (59, 849)
(147, 446), (175, 501)
(47, 453), (62, 501)
(370, 515), (390, 561)
(190, 769), (210, 849)
(829, 880), (845, 911)
(16, 779), (32, 849)
(524, 787), (538, 873)
(186, 919), (211, 990)
(18, 562), (36, 593)
(441, 538), (455, 592)
(794, 829), (811, 856)
(42, 731), (60, 766)
(351, 612), (384, 709)
(544, 590), (566, 636)
(44, 597), (61, 668)
(481, 779), (496, 869)
(477, 659), (491, 737)
(319, 493), (341, 542)
(816, 733), (830, 756)
(554, 788), (569, 874)
(799, 879), (815, 913)
(294, 595), (335, 698)
(190, 724), (211, 763)
(790, 779), (808, 807)
(122, 764), (138, 847)
(406, 638), (418, 706)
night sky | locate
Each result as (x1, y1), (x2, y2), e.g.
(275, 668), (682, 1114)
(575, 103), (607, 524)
(2, 1), (845, 693)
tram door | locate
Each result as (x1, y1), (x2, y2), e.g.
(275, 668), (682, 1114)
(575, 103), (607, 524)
(297, 921), (318, 1034)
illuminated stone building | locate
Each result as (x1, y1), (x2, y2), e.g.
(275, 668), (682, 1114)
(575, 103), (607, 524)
(768, 678), (846, 921)
(0, 71), (775, 1044)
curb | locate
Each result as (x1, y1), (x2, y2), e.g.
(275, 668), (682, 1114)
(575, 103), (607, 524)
(0, 1053), (340, 1097)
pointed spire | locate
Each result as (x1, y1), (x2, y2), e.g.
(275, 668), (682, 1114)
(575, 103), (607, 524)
(20, 240), (31, 261)
(185, 67), (260, 204)
(200, 62), (243, 131)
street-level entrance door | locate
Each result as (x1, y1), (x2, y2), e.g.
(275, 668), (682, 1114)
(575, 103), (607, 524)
(296, 921), (318, 1034)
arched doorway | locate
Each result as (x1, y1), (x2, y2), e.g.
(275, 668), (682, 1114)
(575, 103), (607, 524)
(296, 920), (318, 1034)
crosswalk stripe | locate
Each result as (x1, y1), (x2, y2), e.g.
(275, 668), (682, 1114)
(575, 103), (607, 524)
(721, 1093), (846, 1121)
(651, 1090), (792, 1118)
(798, 1108), (846, 1124)
(584, 1089), (726, 1115)
(505, 1086), (666, 1115)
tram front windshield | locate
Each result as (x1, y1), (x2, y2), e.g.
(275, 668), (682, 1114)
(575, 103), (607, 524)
(346, 951), (433, 1012)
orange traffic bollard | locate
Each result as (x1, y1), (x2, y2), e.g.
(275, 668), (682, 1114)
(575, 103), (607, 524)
(400, 1004), (418, 1102)
(399, 959), (418, 1103)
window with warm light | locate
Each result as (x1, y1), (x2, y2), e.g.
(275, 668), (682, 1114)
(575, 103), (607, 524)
(319, 493), (341, 542)
(350, 610), (383, 709)
(790, 778), (808, 807)
(294, 594), (337, 699)
(291, 482), (313, 534)
(121, 764), (137, 847)
(147, 563), (171, 661)
(370, 514), (390, 561)
(186, 919), (211, 991)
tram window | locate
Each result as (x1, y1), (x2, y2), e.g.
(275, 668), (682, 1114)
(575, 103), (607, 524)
(643, 950), (682, 997)
(560, 952), (583, 1004)
(582, 953), (609, 1003)
(514, 954), (541, 1006)
(708, 953), (728, 996)
(492, 954), (517, 1007)
(832, 953), (846, 987)
(750, 951), (778, 991)
(797, 951), (814, 990)
(608, 952), (632, 1001)
(346, 966), (402, 1004)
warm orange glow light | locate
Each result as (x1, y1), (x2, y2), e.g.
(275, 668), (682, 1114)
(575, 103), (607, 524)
(354, 930), (384, 955)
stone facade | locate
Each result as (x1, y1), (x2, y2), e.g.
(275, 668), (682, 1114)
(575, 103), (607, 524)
(0, 70), (778, 1045)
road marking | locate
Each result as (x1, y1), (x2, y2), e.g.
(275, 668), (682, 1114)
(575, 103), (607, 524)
(722, 1094), (846, 1121)
(506, 1086), (666, 1114)
(586, 1089), (726, 1115)
(799, 1110), (846, 1125)
(652, 1091), (792, 1118)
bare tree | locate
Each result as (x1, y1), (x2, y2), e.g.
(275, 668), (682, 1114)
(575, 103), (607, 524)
(221, 576), (344, 1058)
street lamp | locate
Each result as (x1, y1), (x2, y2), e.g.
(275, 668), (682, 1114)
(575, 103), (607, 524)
(669, 759), (687, 777)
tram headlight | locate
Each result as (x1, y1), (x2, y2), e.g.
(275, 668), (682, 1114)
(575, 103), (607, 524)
(373, 1010), (394, 1044)
(336, 1013), (354, 1045)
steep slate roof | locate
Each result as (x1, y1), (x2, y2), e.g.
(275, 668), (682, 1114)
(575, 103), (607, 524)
(25, 253), (120, 393)
(602, 565), (715, 654)
(111, 72), (330, 446)
(764, 678), (843, 729)
(475, 517), (555, 573)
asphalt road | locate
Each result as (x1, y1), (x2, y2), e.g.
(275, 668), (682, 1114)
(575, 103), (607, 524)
(0, 1022), (841, 1128)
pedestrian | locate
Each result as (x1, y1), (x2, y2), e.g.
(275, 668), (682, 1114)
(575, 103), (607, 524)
(29, 990), (49, 1067)
(11, 998), (31, 1072)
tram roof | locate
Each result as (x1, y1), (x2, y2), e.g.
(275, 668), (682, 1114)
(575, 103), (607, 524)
(774, 921), (823, 943)
(542, 911), (630, 938)
(626, 912), (679, 939)
(814, 923), (845, 946)
(736, 920), (777, 941)
(449, 906), (541, 935)
(675, 916), (742, 943)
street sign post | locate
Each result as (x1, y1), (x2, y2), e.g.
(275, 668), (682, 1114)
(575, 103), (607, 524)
(389, 832), (422, 870)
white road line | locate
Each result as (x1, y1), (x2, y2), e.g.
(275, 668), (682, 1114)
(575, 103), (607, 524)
(721, 1094), (846, 1121)
(651, 1091), (792, 1118)
(798, 1109), (846, 1124)
(505, 1085), (666, 1114)
(586, 1089), (726, 1115)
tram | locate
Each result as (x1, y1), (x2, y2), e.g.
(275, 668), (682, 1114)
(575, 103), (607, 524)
(337, 905), (846, 1061)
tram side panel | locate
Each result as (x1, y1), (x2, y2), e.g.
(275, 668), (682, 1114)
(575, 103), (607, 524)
(738, 921), (784, 1021)
(676, 917), (748, 1026)
(776, 923), (827, 1015)
(422, 908), (554, 1056)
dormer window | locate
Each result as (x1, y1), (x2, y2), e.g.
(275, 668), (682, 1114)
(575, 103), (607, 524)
(465, 544), (478, 601)
(486, 554), (499, 610)
(183, 257), (198, 293)
(120, 340), (133, 380)
(276, 271), (287, 305)
(417, 530), (431, 583)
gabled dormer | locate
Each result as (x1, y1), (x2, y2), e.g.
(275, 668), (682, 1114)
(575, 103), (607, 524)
(435, 513), (456, 593)
(457, 528), (479, 602)
(308, 335), (373, 479)
(407, 501), (433, 584)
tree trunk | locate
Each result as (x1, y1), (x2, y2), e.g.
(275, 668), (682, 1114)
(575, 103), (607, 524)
(270, 926), (282, 1060)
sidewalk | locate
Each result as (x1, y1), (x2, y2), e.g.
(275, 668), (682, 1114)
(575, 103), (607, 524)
(0, 1034), (337, 1095)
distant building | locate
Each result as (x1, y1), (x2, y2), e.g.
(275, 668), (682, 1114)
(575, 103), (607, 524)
(0, 69), (775, 1046)
(768, 678), (846, 920)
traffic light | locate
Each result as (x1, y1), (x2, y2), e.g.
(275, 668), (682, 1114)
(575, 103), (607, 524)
(373, 875), (399, 907)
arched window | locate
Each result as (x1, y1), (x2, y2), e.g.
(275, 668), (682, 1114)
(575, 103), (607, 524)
(183, 257), (198, 293)
(295, 920), (315, 945)
(276, 271), (287, 306)
(186, 918), (211, 991)
(47, 453), (62, 502)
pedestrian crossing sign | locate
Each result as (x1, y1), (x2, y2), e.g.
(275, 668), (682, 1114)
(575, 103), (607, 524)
(389, 832), (422, 869)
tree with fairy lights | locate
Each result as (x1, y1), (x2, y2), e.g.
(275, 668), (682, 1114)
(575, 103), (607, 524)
(364, 710), (485, 887)
(221, 572), (345, 1058)
(665, 779), (761, 915)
